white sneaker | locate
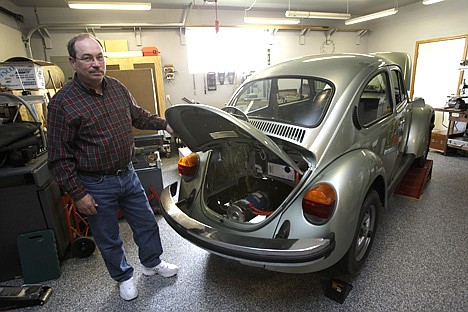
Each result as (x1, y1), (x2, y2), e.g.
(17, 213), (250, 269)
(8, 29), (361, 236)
(142, 260), (179, 277)
(119, 277), (138, 301)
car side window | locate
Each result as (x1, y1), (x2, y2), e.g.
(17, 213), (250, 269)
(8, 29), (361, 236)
(357, 72), (393, 126)
(390, 69), (407, 109)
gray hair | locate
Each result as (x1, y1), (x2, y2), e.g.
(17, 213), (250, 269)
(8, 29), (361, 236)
(67, 33), (104, 58)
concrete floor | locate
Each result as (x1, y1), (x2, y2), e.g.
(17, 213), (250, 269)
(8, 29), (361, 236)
(2, 151), (467, 311)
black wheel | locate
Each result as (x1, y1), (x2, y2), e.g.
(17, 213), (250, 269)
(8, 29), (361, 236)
(338, 190), (381, 275)
(71, 237), (96, 258)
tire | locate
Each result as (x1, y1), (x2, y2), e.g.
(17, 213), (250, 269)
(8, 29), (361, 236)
(338, 189), (381, 275)
(71, 237), (96, 258)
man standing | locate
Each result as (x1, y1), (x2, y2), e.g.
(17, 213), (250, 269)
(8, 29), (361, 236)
(47, 33), (178, 301)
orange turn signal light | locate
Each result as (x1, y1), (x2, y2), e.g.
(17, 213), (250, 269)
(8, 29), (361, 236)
(302, 183), (336, 224)
(178, 153), (200, 178)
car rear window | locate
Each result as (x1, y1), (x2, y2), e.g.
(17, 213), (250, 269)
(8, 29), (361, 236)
(231, 77), (333, 127)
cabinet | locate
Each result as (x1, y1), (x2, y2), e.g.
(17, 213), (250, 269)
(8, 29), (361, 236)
(106, 56), (166, 117)
(0, 153), (69, 282)
(430, 108), (468, 155)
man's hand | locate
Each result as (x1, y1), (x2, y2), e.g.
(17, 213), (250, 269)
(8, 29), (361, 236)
(75, 193), (98, 215)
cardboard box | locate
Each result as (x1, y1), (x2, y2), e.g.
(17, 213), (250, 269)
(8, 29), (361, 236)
(0, 63), (45, 90)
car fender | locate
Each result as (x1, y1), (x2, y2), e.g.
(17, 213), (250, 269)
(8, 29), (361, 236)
(275, 149), (386, 272)
(406, 98), (435, 157)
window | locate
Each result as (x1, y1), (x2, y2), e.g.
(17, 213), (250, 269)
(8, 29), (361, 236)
(230, 77), (333, 127)
(186, 28), (269, 74)
(390, 69), (407, 106)
(357, 72), (393, 126)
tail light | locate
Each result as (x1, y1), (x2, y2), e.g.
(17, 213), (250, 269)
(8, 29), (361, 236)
(302, 183), (336, 224)
(178, 153), (200, 179)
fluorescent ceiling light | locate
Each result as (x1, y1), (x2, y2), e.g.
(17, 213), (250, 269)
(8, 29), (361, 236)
(285, 10), (351, 20)
(345, 8), (398, 25)
(244, 17), (300, 25)
(68, 1), (151, 10)
(422, 0), (444, 4)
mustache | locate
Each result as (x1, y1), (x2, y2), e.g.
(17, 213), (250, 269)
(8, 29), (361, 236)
(89, 69), (104, 74)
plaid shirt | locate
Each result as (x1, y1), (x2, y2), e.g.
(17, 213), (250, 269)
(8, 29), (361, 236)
(47, 74), (167, 201)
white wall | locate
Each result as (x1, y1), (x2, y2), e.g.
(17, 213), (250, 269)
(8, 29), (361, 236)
(20, 6), (370, 107)
(0, 0), (27, 61)
(367, 0), (468, 60)
(1, 0), (467, 108)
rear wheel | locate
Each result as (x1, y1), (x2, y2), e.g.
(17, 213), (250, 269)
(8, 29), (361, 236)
(338, 189), (380, 275)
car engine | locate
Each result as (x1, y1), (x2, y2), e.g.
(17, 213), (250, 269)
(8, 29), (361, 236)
(203, 141), (305, 224)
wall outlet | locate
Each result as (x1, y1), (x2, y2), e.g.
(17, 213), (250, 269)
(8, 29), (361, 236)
(166, 94), (171, 101)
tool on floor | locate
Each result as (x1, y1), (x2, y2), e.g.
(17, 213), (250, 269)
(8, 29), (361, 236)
(323, 279), (353, 304)
(0, 284), (52, 311)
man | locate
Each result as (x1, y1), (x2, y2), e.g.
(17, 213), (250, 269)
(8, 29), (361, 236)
(47, 33), (178, 301)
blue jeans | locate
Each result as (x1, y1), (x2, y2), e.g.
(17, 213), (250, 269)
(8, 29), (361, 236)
(78, 164), (163, 282)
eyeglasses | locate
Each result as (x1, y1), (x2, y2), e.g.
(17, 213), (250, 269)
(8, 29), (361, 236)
(74, 54), (107, 64)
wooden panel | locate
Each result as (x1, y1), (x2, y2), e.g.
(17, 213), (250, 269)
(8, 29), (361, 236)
(104, 40), (128, 52)
(106, 68), (158, 136)
(106, 64), (121, 71)
(106, 56), (166, 117)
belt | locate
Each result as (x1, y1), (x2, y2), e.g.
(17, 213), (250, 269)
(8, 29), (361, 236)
(79, 163), (131, 176)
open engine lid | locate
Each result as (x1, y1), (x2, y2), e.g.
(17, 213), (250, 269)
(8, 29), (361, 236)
(165, 104), (303, 175)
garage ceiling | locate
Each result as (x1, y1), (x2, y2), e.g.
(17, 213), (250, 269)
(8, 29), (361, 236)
(7, 0), (425, 17)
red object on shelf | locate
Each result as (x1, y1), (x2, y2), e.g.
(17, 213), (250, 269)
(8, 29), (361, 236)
(142, 46), (159, 56)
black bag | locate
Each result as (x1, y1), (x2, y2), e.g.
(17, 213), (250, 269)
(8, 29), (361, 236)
(0, 122), (42, 167)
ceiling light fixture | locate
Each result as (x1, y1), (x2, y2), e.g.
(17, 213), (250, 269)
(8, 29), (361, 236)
(244, 0), (299, 25)
(244, 16), (300, 25)
(345, 8), (398, 25)
(67, 1), (151, 10)
(285, 10), (351, 20)
(422, 0), (444, 5)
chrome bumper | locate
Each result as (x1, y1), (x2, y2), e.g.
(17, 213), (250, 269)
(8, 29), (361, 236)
(160, 183), (335, 266)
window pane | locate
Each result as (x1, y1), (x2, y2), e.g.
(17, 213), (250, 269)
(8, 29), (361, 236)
(186, 28), (268, 74)
(358, 73), (392, 126)
(231, 77), (333, 127)
(390, 69), (407, 105)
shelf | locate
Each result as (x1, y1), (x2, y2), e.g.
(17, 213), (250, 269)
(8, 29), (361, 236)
(432, 108), (468, 155)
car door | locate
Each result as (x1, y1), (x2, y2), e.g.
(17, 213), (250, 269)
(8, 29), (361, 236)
(389, 66), (411, 159)
(356, 70), (401, 182)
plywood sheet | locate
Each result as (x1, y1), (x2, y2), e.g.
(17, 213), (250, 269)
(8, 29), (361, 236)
(104, 40), (128, 52)
(107, 68), (158, 136)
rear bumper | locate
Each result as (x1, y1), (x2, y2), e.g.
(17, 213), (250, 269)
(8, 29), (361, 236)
(160, 184), (335, 266)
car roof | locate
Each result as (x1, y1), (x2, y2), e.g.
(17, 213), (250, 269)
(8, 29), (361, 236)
(250, 53), (401, 90)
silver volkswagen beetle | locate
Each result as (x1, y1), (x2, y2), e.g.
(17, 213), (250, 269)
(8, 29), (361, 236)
(161, 52), (434, 274)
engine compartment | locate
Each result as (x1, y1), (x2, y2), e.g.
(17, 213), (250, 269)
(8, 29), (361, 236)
(203, 140), (308, 224)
